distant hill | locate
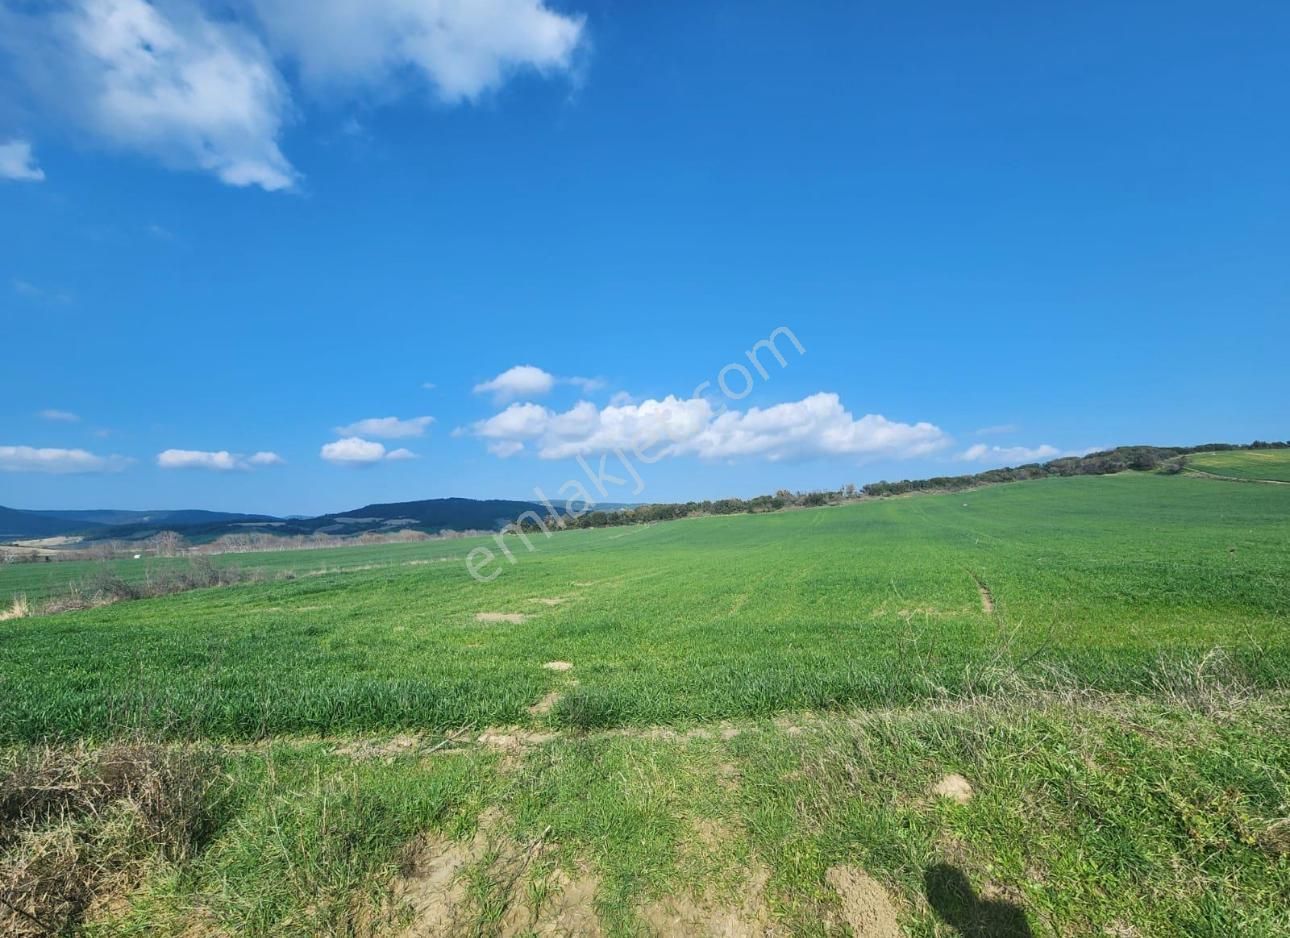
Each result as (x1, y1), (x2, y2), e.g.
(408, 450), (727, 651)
(0, 506), (104, 539)
(325, 497), (552, 531)
(1, 498), (556, 544)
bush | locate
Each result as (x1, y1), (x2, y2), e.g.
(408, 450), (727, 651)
(0, 743), (222, 936)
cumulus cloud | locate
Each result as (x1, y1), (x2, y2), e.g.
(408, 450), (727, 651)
(333, 415), (434, 439)
(2, 0), (296, 191)
(157, 448), (284, 470)
(0, 0), (585, 190)
(474, 365), (557, 403)
(957, 443), (1061, 465)
(467, 392), (949, 463)
(0, 445), (130, 473)
(37, 408), (80, 422)
(0, 139), (45, 181)
(319, 436), (414, 465)
(241, 0), (585, 102)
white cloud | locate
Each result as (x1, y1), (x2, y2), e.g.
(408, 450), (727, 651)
(37, 408), (81, 422)
(474, 365), (556, 403)
(0, 0), (585, 190)
(333, 415), (434, 439)
(242, 0), (585, 103)
(421, 381), (437, 390)
(467, 392), (949, 463)
(474, 366), (554, 402)
(157, 449), (239, 470)
(2, 0), (296, 191)
(321, 437), (385, 465)
(157, 448), (283, 470)
(0, 139), (45, 181)
(472, 366), (609, 403)
(0, 445), (130, 473)
(319, 436), (414, 465)
(487, 440), (524, 458)
(957, 443), (1061, 465)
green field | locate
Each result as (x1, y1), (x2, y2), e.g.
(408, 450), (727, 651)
(2, 471), (1288, 936)
(1186, 448), (1290, 482)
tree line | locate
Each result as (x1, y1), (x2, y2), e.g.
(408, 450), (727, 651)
(512, 441), (1288, 533)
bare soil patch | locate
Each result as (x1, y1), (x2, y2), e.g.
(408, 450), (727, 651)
(477, 729), (559, 752)
(395, 812), (602, 937)
(530, 596), (567, 606)
(931, 773), (975, 804)
(641, 864), (773, 937)
(475, 612), (528, 624)
(543, 660), (573, 672)
(825, 865), (903, 937)
(528, 692), (562, 717)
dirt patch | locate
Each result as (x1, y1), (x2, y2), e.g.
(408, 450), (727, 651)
(333, 733), (424, 760)
(395, 832), (476, 936)
(500, 865), (603, 937)
(528, 692), (562, 717)
(970, 574), (995, 614)
(931, 773), (974, 804)
(641, 864), (772, 937)
(530, 596), (567, 606)
(477, 729), (559, 751)
(476, 612), (528, 624)
(395, 814), (603, 937)
(543, 660), (574, 672)
(825, 865), (903, 938)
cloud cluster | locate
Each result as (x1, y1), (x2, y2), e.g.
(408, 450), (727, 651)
(0, 139), (44, 181)
(467, 392), (949, 463)
(333, 415), (433, 439)
(242, 0), (585, 102)
(157, 448), (285, 470)
(0, 445), (130, 473)
(320, 437), (415, 466)
(473, 365), (606, 403)
(0, 0), (586, 189)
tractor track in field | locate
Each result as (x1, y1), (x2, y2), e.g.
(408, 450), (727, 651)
(968, 572), (995, 614)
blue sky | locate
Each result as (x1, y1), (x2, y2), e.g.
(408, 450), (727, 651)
(1, 0), (1287, 516)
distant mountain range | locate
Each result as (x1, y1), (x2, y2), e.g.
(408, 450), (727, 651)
(0, 498), (563, 543)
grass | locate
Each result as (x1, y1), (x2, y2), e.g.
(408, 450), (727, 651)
(1, 469), (1287, 934)
(1, 472), (1286, 742)
(1185, 448), (1290, 482)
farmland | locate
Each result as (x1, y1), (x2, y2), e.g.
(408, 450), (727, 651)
(2, 468), (1288, 936)
(1186, 448), (1290, 482)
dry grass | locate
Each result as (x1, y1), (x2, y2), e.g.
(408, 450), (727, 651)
(0, 742), (221, 936)
(0, 594), (29, 621)
(35, 558), (262, 617)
